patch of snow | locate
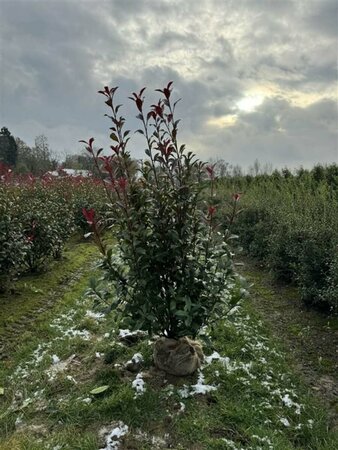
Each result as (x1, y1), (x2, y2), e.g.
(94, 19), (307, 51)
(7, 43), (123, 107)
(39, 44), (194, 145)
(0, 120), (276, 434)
(66, 375), (77, 384)
(33, 389), (45, 398)
(151, 434), (168, 446)
(132, 430), (169, 448)
(227, 305), (241, 316)
(179, 402), (185, 413)
(280, 417), (290, 427)
(163, 384), (174, 397)
(118, 329), (146, 338)
(52, 355), (60, 365)
(191, 371), (217, 395)
(46, 354), (76, 380)
(252, 435), (273, 449)
(86, 310), (105, 320)
(63, 328), (91, 340)
(178, 370), (217, 397)
(221, 438), (243, 449)
(99, 421), (129, 450)
(204, 351), (230, 367)
(32, 344), (48, 364)
(15, 415), (24, 428)
(178, 385), (190, 399)
(132, 373), (146, 397)
(281, 393), (302, 414)
(126, 353), (144, 366)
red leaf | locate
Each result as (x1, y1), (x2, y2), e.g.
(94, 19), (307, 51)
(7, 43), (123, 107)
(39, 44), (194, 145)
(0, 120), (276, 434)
(82, 208), (96, 225)
(208, 206), (216, 217)
(117, 177), (127, 191)
(136, 97), (143, 112)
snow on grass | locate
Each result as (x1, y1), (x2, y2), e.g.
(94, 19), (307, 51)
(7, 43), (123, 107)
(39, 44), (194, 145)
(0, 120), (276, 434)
(85, 310), (105, 320)
(51, 354), (60, 365)
(46, 354), (77, 381)
(170, 308), (309, 435)
(282, 393), (302, 415)
(66, 375), (77, 384)
(280, 417), (291, 427)
(2, 285), (325, 449)
(132, 372), (146, 398)
(118, 329), (147, 339)
(204, 351), (230, 367)
(49, 308), (92, 340)
(99, 422), (129, 450)
(126, 353), (144, 365)
(178, 402), (185, 413)
(178, 369), (217, 398)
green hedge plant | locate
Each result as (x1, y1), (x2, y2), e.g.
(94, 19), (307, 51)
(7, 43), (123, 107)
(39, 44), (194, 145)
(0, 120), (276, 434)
(82, 83), (243, 339)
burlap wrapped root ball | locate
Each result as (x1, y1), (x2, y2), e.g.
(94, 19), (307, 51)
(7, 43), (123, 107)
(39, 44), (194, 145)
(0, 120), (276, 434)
(153, 336), (204, 376)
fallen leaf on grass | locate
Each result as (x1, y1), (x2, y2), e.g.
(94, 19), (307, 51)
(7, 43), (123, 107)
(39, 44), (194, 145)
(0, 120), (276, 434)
(90, 385), (109, 395)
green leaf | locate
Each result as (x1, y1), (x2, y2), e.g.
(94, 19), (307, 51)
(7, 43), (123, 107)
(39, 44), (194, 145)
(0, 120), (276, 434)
(110, 133), (119, 142)
(0, 387), (4, 395)
(90, 385), (109, 395)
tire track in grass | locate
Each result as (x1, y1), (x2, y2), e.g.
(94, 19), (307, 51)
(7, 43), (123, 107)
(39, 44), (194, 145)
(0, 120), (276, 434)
(0, 239), (99, 360)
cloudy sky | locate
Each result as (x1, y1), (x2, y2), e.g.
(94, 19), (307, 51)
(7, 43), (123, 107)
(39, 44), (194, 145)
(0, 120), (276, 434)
(0, 0), (337, 170)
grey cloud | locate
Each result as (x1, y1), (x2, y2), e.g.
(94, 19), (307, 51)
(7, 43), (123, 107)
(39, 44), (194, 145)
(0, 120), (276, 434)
(195, 97), (337, 169)
(0, 0), (336, 169)
(303, 0), (338, 37)
(150, 31), (202, 51)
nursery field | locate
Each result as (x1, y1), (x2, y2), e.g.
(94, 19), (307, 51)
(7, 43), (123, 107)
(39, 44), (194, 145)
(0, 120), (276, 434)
(215, 164), (338, 315)
(1, 162), (337, 449)
(0, 239), (337, 450)
(1, 85), (337, 449)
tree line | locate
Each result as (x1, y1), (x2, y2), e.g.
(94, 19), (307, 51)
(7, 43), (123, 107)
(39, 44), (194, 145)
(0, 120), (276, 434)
(0, 127), (97, 176)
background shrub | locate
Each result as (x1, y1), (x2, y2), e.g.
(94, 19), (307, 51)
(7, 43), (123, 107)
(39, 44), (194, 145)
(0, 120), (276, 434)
(0, 166), (105, 288)
(216, 165), (338, 313)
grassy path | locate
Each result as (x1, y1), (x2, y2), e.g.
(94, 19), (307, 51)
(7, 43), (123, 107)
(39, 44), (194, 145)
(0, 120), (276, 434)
(237, 257), (338, 431)
(0, 237), (99, 360)
(0, 245), (337, 449)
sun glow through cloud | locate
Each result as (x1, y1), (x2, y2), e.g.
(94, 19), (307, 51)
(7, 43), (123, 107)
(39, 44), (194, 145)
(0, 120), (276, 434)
(236, 94), (265, 112)
(207, 114), (238, 128)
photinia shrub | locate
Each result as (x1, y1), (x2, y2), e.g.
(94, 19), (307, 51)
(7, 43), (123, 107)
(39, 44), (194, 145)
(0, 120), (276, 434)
(0, 179), (30, 291)
(82, 83), (244, 339)
(0, 168), (106, 285)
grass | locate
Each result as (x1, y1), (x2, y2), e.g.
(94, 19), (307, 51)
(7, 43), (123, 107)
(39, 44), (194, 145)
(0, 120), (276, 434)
(0, 243), (337, 449)
(0, 235), (99, 339)
(237, 258), (338, 382)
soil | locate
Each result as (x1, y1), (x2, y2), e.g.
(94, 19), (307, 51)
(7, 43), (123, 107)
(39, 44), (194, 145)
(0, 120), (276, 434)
(237, 256), (338, 430)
